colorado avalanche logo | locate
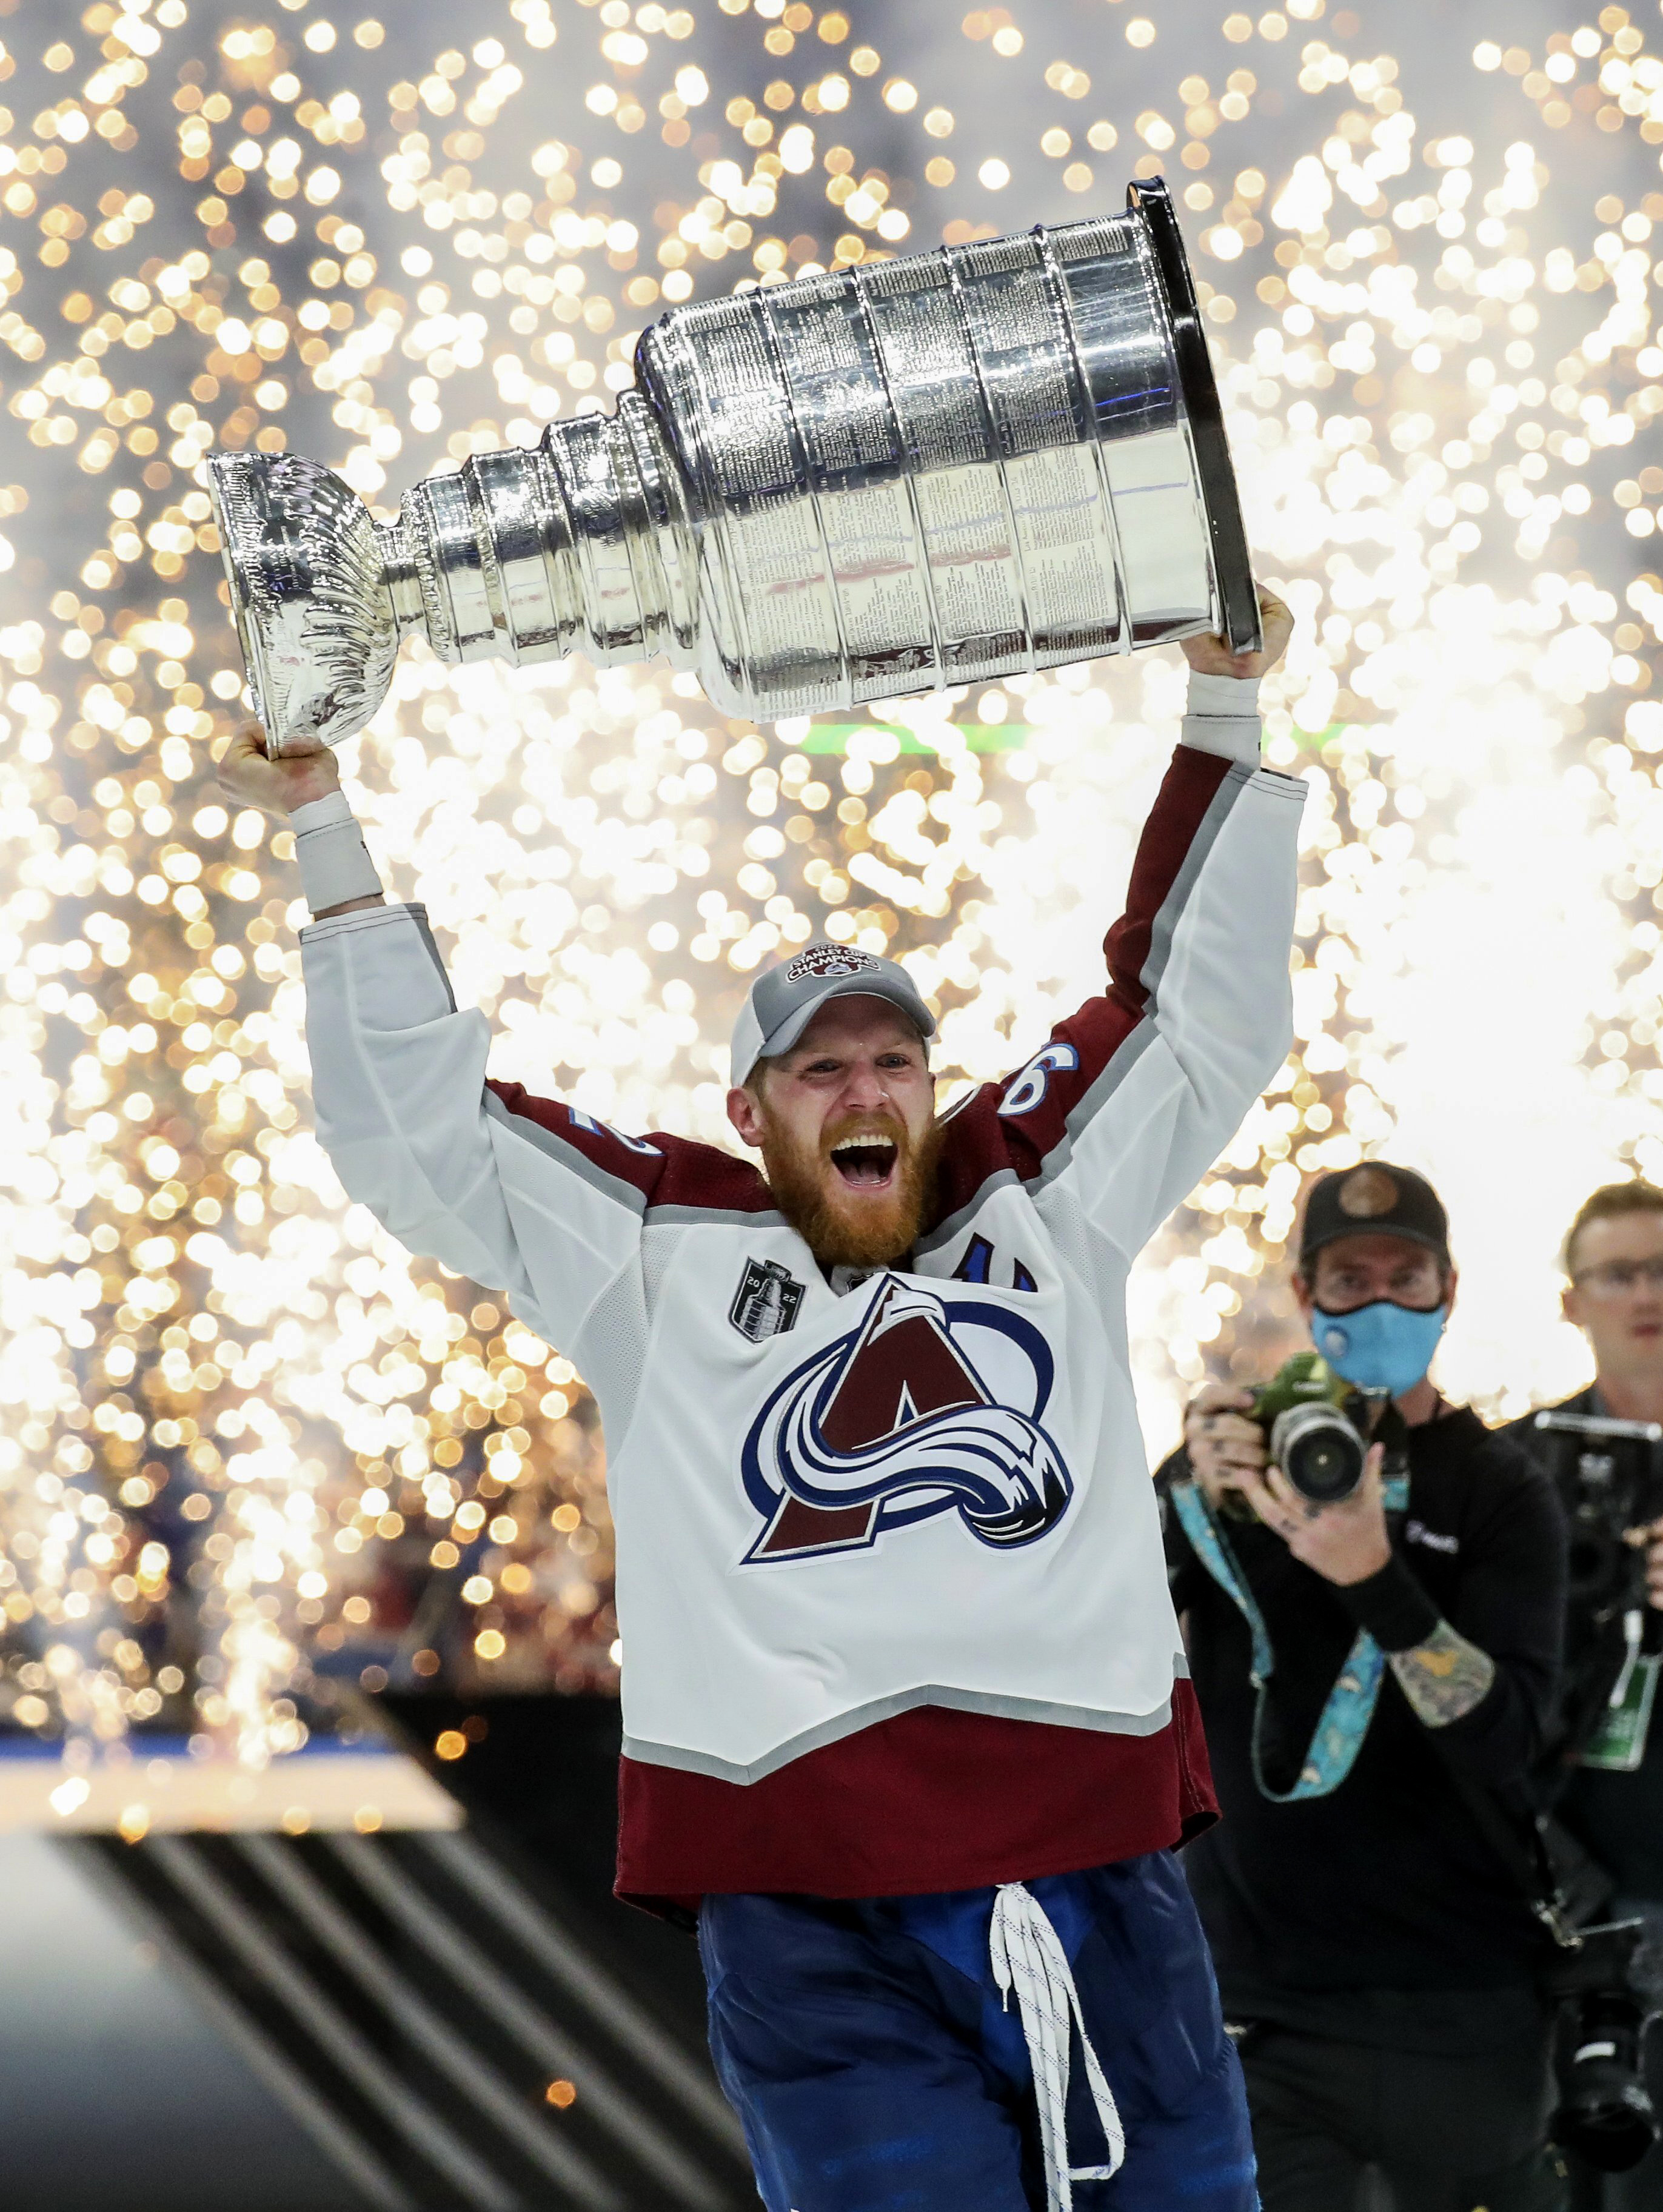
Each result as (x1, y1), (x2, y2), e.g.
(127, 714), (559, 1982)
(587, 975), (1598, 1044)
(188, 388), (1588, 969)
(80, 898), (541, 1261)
(740, 1276), (1073, 1564)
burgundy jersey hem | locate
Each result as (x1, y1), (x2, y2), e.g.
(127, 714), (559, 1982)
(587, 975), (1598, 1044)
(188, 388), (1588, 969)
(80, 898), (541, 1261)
(614, 1689), (1219, 1920)
(617, 1805), (1194, 1919)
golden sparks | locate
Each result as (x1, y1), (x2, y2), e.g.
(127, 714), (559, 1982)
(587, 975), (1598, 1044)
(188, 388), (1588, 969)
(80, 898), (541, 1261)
(0, 0), (1659, 1761)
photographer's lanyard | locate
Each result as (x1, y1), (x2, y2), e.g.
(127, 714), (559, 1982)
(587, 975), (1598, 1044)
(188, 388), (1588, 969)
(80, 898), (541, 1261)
(1170, 1475), (1410, 1803)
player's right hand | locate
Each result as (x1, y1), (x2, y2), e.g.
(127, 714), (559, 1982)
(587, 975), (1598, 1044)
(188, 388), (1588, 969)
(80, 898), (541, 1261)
(1181, 581), (1294, 682)
(219, 720), (341, 818)
(1183, 1381), (1266, 1507)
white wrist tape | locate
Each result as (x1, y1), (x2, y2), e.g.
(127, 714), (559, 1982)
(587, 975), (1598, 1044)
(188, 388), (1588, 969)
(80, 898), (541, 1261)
(291, 789), (384, 913)
(1182, 670), (1262, 769)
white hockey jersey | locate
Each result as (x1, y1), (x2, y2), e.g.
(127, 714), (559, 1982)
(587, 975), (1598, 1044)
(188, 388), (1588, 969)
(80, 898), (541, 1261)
(302, 742), (1302, 1810)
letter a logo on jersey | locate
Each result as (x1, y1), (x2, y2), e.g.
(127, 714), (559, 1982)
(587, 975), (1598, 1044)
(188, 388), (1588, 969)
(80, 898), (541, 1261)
(740, 1276), (1073, 1563)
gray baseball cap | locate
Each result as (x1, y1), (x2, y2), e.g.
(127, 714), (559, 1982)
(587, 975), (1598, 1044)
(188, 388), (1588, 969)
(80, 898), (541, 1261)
(730, 943), (935, 1088)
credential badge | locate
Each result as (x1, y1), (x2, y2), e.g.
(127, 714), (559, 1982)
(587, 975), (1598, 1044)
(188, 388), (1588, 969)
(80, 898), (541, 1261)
(730, 1258), (806, 1344)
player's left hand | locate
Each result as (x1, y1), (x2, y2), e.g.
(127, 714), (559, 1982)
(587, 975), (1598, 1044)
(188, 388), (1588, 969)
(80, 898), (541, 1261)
(1233, 1443), (1393, 1587)
(1182, 581), (1293, 681)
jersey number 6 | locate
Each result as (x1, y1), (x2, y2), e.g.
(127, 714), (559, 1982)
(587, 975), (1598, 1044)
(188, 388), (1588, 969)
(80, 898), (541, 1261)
(998, 1042), (1080, 1119)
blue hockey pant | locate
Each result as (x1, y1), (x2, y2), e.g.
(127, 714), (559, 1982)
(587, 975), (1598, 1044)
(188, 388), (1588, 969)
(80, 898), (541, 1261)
(698, 1849), (1259, 2212)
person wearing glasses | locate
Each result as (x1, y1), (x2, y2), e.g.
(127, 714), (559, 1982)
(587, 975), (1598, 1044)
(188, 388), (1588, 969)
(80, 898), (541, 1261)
(1506, 1182), (1663, 2211)
(1168, 1161), (1570, 2212)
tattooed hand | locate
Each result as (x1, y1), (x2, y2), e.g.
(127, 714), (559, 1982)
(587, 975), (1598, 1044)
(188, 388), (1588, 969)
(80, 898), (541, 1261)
(1231, 1446), (1394, 1587)
(1182, 1382), (1267, 1512)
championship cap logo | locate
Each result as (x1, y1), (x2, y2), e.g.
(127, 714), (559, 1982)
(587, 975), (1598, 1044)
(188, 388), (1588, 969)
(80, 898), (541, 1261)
(785, 945), (880, 982)
(1337, 1164), (1399, 1219)
(740, 1276), (1073, 1563)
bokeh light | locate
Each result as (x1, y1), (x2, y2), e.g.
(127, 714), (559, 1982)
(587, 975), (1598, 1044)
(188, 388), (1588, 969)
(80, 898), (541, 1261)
(0, 0), (1660, 1768)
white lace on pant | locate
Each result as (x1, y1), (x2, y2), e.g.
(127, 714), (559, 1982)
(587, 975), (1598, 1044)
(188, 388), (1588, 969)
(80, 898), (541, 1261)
(989, 1882), (1126, 2212)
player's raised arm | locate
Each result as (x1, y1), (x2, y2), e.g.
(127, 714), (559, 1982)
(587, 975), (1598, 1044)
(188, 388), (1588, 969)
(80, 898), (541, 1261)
(992, 585), (1302, 1262)
(219, 726), (660, 1376)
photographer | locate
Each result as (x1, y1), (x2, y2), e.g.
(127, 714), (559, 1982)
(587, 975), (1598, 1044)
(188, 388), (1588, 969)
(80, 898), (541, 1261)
(1164, 1161), (1568, 2212)
(1505, 1181), (1663, 2210)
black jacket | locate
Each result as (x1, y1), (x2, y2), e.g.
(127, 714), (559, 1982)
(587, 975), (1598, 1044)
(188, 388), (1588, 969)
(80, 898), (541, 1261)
(1503, 1388), (1663, 1904)
(1163, 1407), (1566, 2001)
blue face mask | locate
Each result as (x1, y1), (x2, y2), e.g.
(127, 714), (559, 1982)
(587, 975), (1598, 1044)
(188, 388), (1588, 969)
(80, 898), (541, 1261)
(1311, 1301), (1447, 1398)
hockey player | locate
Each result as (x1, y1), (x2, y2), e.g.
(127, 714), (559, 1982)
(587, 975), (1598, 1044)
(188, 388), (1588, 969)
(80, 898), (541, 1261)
(222, 583), (1299, 2212)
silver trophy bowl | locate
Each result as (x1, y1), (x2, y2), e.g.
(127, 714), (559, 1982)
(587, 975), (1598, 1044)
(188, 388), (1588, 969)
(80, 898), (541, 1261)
(210, 176), (1257, 754)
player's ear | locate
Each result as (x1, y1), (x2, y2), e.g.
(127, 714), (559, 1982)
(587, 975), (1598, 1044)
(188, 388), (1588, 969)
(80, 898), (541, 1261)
(727, 1084), (766, 1148)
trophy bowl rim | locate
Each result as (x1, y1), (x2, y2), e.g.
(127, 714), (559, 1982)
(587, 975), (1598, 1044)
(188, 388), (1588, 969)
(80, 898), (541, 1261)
(1126, 173), (1262, 659)
(205, 449), (275, 740)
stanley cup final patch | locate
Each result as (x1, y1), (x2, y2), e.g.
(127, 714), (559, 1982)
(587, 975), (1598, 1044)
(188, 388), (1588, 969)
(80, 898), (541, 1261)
(729, 1258), (806, 1344)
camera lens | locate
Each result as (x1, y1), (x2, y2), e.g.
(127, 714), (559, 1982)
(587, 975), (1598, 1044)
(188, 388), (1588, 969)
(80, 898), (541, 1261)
(1270, 1404), (1367, 1505)
(1291, 1433), (1356, 1499)
(1553, 1990), (1659, 2174)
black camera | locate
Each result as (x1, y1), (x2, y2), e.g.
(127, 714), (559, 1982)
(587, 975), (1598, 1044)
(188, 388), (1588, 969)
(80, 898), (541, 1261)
(1547, 1918), (1659, 2173)
(1534, 1411), (1663, 1617)
(1531, 1410), (1663, 1758)
(1248, 1353), (1387, 1506)
(1528, 1413), (1663, 2176)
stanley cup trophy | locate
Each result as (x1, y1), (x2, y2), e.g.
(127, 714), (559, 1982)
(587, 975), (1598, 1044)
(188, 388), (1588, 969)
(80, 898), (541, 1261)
(209, 176), (1259, 752)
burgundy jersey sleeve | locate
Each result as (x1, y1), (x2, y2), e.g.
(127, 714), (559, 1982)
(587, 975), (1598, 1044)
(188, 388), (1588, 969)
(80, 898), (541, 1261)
(929, 745), (1304, 1269)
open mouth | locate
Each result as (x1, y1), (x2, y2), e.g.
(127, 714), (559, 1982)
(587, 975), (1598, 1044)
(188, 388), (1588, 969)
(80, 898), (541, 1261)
(830, 1134), (899, 1191)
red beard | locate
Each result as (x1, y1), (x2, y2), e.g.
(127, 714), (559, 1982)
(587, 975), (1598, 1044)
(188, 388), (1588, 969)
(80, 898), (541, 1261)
(758, 1107), (943, 1270)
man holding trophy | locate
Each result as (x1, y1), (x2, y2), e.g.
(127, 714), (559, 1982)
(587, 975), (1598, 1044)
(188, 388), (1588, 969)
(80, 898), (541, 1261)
(215, 184), (1303, 2212)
